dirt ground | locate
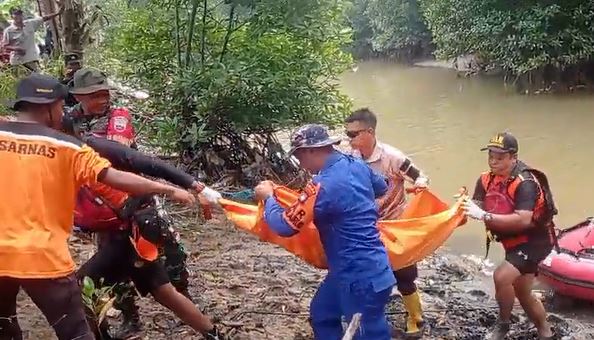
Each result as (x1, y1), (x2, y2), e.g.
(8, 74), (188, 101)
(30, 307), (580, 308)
(16, 211), (594, 340)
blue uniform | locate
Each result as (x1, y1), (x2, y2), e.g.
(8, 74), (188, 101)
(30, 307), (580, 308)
(264, 151), (396, 340)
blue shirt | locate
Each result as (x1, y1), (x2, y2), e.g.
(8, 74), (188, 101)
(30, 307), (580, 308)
(264, 151), (396, 292)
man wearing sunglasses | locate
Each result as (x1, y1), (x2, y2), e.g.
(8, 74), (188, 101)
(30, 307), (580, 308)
(345, 108), (429, 338)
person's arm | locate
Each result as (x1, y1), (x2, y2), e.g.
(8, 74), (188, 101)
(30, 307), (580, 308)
(263, 197), (300, 237)
(98, 168), (194, 205)
(388, 147), (428, 188)
(483, 180), (538, 234)
(257, 181), (322, 237)
(85, 137), (198, 190)
(399, 157), (429, 188)
(74, 144), (194, 205)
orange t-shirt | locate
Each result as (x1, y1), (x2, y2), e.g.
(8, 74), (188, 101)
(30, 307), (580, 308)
(0, 121), (111, 279)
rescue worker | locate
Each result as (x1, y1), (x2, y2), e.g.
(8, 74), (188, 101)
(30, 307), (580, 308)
(67, 67), (195, 336)
(61, 53), (82, 107)
(68, 67), (136, 147)
(463, 132), (555, 340)
(65, 133), (226, 340)
(345, 108), (428, 337)
(254, 124), (396, 340)
(0, 73), (195, 340)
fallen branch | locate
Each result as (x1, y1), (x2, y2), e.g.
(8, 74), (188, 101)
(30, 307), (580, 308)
(342, 313), (362, 340)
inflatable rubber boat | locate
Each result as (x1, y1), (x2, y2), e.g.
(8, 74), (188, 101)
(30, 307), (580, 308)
(538, 218), (594, 301)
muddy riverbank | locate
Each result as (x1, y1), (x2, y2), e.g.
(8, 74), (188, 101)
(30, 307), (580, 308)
(16, 209), (594, 339)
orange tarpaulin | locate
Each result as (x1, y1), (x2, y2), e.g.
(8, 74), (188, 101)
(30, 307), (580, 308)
(219, 187), (467, 270)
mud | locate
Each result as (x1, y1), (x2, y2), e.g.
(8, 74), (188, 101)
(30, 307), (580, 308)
(16, 211), (594, 340)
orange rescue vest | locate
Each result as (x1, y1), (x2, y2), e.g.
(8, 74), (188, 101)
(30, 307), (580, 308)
(480, 164), (557, 250)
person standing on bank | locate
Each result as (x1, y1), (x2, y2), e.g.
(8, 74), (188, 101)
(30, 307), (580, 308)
(254, 124), (396, 340)
(463, 132), (556, 340)
(0, 73), (196, 339)
(1, 4), (64, 72)
(345, 108), (429, 337)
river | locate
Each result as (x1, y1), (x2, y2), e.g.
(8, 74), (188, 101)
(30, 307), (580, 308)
(341, 60), (594, 261)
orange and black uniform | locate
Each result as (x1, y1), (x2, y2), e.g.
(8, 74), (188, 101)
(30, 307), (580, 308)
(0, 121), (110, 340)
(472, 161), (554, 274)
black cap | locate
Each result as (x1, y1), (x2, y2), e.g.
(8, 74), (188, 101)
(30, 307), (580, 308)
(9, 7), (23, 16)
(481, 132), (518, 153)
(7, 73), (69, 110)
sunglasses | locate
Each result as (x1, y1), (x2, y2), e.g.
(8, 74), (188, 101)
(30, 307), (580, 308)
(345, 129), (368, 139)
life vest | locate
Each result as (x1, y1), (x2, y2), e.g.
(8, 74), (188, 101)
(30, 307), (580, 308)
(74, 186), (129, 232)
(480, 162), (558, 250)
(104, 107), (135, 147)
(69, 105), (136, 147)
(75, 186), (161, 262)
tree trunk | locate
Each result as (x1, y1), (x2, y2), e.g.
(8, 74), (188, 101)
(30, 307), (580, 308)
(60, 0), (85, 57)
(37, 0), (62, 54)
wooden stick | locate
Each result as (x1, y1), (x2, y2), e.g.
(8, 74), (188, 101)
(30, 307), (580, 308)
(342, 313), (362, 340)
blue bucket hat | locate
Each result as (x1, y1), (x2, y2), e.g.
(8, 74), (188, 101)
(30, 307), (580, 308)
(289, 124), (341, 155)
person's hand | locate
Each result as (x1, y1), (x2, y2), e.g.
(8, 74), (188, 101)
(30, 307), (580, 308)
(169, 188), (196, 207)
(191, 181), (206, 193)
(254, 180), (275, 202)
(462, 198), (487, 220)
(201, 186), (222, 204)
(413, 177), (429, 189)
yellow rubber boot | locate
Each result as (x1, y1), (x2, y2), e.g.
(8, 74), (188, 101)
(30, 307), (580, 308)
(402, 291), (424, 337)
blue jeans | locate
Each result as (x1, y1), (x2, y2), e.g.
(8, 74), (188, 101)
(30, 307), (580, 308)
(310, 276), (393, 340)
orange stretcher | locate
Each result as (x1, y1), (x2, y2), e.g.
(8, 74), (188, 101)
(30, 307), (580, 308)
(219, 187), (467, 270)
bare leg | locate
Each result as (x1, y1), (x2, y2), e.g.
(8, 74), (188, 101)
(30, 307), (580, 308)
(493, 261), (521, 323)
(151, 283), (214, 333)
(513, 274), (553, 338)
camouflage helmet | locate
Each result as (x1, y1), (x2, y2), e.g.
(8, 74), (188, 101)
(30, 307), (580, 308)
(289, 124), (341, 155)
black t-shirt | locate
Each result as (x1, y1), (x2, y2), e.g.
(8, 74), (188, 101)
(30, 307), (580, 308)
(472, 175), (539, 211)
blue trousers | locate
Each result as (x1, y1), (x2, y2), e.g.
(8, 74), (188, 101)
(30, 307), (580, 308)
(309, 276), (393, 340)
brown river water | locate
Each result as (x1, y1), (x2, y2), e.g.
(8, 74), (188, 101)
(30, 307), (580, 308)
(341, 60), (594, 262)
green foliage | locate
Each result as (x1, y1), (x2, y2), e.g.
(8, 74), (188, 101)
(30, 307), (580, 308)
(81, 276), (116, 336)
(98, 0), (352, 183)
(0, 70), (18, 116)
(349, 0), (432, 61)
(421, 0), (594, 75)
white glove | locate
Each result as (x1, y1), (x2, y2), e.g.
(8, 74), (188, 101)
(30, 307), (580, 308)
(414, 177), (429, 188)
(201, 186), (222, 204)
(462, 198), (487, 220)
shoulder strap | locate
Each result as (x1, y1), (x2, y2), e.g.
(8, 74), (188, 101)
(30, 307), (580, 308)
(506, 171), (537, 199)
(522, 168), (558, 216)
